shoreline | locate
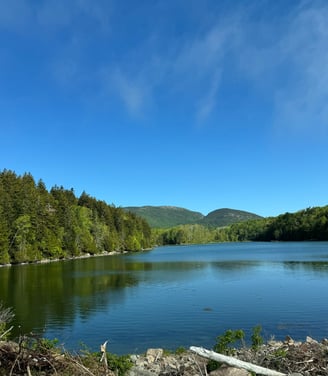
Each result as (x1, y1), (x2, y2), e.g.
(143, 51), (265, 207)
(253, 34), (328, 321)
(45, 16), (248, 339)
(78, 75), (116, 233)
(0, 248), (154, 268)
(0, 335), (327, 375)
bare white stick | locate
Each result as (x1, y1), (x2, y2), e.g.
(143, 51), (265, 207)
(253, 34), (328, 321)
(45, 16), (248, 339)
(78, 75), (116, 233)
(190, 346), (286, 376)
(0, 325), (13, 339)
(100, 340), (109, 374)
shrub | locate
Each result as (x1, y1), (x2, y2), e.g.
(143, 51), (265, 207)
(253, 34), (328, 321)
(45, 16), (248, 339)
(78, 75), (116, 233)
(0, 302), (14, 340)
(251, 325), (263, 350)
(214, 329), (245, 355)
(207, 329), (245, 372)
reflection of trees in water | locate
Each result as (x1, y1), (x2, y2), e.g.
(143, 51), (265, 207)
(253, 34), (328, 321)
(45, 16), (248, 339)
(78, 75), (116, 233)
(211, 260), (328, 275)
(211, 261), (259, 272)
(0, 255), (139, 337)
(2, 250), (328, 342)
(0, 256), (210, 338)
(126, 260), (207, 271)
(283, 261), (328, 274)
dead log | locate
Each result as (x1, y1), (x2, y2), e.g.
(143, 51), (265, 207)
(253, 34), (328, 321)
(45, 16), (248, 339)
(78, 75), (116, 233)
(190, 346), (286, 376)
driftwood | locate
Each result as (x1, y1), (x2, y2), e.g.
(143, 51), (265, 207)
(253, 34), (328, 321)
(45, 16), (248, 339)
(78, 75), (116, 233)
(190, 346), (287, 376)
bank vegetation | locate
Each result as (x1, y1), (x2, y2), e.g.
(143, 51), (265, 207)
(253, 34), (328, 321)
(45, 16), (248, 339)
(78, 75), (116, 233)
(0, 170), (152, 265)
(154, 205), (328, 245)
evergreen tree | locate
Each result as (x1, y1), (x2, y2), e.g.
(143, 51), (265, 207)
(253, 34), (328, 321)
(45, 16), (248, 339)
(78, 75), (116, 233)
(0, 206), (10, 264)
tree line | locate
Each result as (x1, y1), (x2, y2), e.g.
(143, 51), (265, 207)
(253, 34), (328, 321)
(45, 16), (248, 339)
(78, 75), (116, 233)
(154, 206), (328, 245)
(225, 206), (328, 242)
(0, 170), (152, 264)
(1, 170), (327, 264)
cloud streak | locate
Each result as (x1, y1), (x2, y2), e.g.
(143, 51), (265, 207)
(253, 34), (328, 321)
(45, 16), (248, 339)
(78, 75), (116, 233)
(234, 1), (328, 135)
(102, 12), (241, 121)
(110, 68), (150, 118)
(273, 2), (328, 134)
(2, 0), (328, 134)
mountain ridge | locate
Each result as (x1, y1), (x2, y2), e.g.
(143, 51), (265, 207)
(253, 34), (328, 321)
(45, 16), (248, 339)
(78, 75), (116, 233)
(123, 206), (204, 228)
(123, 205), (262, 228)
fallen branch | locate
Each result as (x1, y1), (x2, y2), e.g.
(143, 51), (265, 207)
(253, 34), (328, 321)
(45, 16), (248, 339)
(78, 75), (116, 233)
(0, 325), (14, 339)
(190, 346), (286, 376)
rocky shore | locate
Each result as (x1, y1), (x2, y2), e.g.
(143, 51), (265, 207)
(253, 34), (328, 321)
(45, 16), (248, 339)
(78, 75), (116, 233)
(0, 335), (327, 375)
(0, 250), (127, 268)
(127, 336), (328, 375)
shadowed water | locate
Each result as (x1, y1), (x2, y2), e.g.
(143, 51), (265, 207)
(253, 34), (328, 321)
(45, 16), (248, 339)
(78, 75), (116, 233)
(0, 242), (328, 354)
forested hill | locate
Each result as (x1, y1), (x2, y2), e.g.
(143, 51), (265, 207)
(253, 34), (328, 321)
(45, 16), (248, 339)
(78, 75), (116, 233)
(201, 208), (262, 227)
(224, 205), (328, 242)
(124, 206), (262, 228)
(124, 206), (204, 228)
(155, 205), (328, 245)
(0, 170), (152, 265)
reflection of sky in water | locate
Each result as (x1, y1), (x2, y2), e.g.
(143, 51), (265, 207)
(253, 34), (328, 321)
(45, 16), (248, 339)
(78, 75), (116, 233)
(2, 241), (328, 354)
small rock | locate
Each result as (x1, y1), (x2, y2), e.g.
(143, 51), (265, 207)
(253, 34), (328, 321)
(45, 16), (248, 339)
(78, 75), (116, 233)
(268, 340), (284, 348)
(306, 336), (318, 344)
(285, 335), (294, 344)
(146, 348), (163, 363)
(209, 365), (250, 376)
(128, 366), (156, 376)
(130, 354), (139, 363)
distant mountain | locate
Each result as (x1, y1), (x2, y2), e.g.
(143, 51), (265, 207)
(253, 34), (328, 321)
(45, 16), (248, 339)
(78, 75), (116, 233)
(123, 206), (262, 228)
(201, 208), (263, 227)
(123, 206), (204, 228)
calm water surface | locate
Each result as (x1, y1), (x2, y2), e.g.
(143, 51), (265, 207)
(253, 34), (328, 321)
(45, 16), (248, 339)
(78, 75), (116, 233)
(1, 242), (328, 354)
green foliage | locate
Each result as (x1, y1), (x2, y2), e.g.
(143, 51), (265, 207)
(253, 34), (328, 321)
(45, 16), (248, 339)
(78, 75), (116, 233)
(124, 205), (204, 228)
(221, 206), (328, 242)
(157, 205), (328, 246)
(207, 329), (245, 372)
(125, 206), (262, 229)
(157, 224), (214, 245)
(273, 348), (287, 358)
(202, 208), (263, 228)
(106, 353), (133, 375)
(39, 337), (59, 350)
(161, 346), (186, 356)
(80, 344), (133, 376)
(174, 346), (186, 354)
(214, 329), (245, 355)
(251, 325), (263, 350)
(28, 337), (60, 351)
(0, 207), (10, 264)
(0, 170), (153, 264)
(208, 326), (264, 372)
(77, 342), (133, 375)
(0, 302), (14, 340)
(2, 169), (327, 261)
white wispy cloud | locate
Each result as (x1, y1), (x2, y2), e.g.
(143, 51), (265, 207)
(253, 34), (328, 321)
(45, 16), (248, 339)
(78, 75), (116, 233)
(196, 69), (222, 123)
(272, 2), (328, 134)
(3, 0), (327, 134)
(235, 1), (328, 135)
(104, 13), (241, 121)
(167, 20), (239, 118)
(110, 68), (150, 118)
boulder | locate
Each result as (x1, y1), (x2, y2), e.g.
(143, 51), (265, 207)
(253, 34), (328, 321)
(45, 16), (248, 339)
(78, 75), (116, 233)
(146, 348), (164, 363)
(209, 365), (251, 376)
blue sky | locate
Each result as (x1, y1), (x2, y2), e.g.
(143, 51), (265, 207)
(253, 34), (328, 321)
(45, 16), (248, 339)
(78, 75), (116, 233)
(1, 0), (328, 217)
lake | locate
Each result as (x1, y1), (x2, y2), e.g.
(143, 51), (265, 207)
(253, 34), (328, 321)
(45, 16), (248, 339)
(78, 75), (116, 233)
(1, 242), (328, 354)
